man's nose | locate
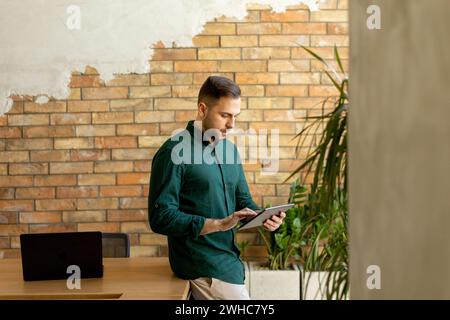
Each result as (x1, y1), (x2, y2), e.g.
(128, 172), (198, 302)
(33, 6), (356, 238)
(227, 117), (235, 129)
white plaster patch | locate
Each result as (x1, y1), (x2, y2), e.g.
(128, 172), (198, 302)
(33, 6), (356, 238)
(0, 0), (319, 115)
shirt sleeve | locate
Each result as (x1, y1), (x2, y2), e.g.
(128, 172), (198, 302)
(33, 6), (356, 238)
(148, 147), (206, 239)
(234, 146), (260, 212)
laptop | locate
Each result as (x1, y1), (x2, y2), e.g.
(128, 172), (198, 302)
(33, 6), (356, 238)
(20, 232), (103, 281)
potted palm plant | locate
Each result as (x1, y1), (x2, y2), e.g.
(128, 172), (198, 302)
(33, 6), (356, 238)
(287, 45), (349, 300)
(245, 205), (303, 300)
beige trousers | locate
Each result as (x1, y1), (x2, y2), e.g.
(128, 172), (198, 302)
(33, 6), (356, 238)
(189, 277), (251, 300)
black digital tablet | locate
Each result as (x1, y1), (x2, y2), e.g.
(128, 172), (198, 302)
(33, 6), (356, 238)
(237, 203), (294, 231)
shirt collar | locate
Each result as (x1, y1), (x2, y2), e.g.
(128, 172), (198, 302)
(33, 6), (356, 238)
(186, 120), (220, 147)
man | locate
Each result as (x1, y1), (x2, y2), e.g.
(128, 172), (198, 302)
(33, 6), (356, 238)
(148, 76), (286, 300)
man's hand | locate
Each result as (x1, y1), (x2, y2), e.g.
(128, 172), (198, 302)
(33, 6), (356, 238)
(219, 208), (258, 232)
(262, 211), (286, 232)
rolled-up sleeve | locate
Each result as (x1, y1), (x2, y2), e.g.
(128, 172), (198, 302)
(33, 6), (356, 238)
(148, 148), (206, 239)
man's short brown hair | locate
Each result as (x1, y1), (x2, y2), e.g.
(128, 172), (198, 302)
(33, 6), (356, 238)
(197, 76), (241, 106)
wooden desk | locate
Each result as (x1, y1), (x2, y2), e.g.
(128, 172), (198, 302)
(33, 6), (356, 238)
(0, 257), (190, 300)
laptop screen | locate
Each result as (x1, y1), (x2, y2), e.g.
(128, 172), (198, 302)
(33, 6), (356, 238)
(20, 231), (103, 281)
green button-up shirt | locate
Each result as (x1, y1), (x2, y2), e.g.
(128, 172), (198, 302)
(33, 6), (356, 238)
(148, 120), (259, 284)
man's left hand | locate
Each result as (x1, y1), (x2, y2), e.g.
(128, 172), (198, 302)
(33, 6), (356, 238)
(262, 211), (286, 232)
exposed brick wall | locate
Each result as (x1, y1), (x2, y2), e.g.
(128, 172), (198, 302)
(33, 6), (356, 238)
(0, 1), (348, 259)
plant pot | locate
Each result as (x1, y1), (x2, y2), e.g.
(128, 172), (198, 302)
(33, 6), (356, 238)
(244, 261), (250, 293)
(247, 261), (301, 300)
(299, 267), (348, 300)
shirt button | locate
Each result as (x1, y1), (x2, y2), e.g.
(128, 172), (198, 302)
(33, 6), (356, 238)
(155, 203), (159, 208)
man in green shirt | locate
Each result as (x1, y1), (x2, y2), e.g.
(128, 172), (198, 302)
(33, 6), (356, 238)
(148, 76), (286, 300)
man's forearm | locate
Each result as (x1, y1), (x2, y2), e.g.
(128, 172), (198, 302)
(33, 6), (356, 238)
(199, 218), (223, 235)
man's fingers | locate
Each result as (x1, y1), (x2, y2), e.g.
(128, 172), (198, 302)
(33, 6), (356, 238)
(264, 219), (278, 228)
(271, 214), (282, 223)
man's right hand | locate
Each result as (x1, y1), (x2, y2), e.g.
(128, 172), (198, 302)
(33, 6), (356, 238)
(218, 208), (258, 232)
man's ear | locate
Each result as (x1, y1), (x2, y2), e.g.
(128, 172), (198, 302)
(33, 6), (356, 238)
(198, 102), (208, 119)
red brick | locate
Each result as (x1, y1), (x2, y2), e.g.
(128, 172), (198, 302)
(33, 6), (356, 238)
(120, 222), (151, 233)
(152, 48), (197, 60)
(62, 210), (106, 223)
(174, 61), (218, 73)
(110, 98), (152, 111)
(112, 148), (157, 160)
(8, 101), (24, 114)
(0, 212), (18, 224)
(237, 23), (281, 34)
(7, 114), (49, 126)
(34, 175), (77, 186)
(69, 75), (104, 88)
(192, 35), (219, 47)
(78, 174), (115, 186)
(24, 101), (67, 113)
(283, 23), (327, 34)
(268, 60), (310, 72)
(67, 100), (109, 112)
(82, 87), (128, 100)
(9, 163), (48, 175)
(23, 126), (74, 138)
(236, 73), (278, 85)
(107, 209), (147, 222)
(70, 149), (110, 161)
(327, 22), (349, 35)
(117, 124), (158, 136)
(260, 35), (309, 47)
(119, 197), (148, 209)
(266, 85), (308, 96)
(309, 85), (340, 96)
(78, 222), (120, 233)
(0, 176), (33, 187)
(310, 35), (349, 47)
(0, 188), (14, 199)
(242, 47), (290, 59)
(151, 73), (192, 85)
(202, 23), (235, 35)
(0, 200), (34, 211)
(107, 74), (149, 87)
(94, 137), (137, 149)
(218, 60), (266, 72)
(51, 113), (91, 125)
(0, 151), (29, 163)
(6, 138), (52, 150)
(29, 224), (77, 233)
(30, 150), (70, 162)
(75, 124), (115, 137)
(135, 111), (174, 123)
(50, 162), (93, 174)
(221, 36), (257, 47)
(92, 112), (134, 124)
(0, 225), (28, 235)
(100, 186), (142, 197)
(19, 212), (62, 224)
(36, 199), (76, 211)
(77, 198), (119, 210)
(0, 236), (9, 248)
(94, 161), (133, 173)
(117, 173), (149, 185)
(57, 186), (98, 198)
(172, 86), (201, 98)
(129, 86), (171, 98)
(135, 161), (151, 172)
(193, 73), (234, 85)
(0, 127), (21, 138)
(55, 137), (94, 149)
(15, 187), (55, 199)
